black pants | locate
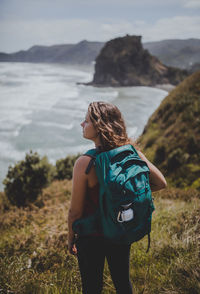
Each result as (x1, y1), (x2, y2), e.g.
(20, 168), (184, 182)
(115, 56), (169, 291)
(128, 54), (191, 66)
(76, 236), (133, 294)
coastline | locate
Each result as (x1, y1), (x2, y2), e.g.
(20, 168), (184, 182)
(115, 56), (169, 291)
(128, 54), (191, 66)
(155, 83), (175, 92)
(78, 81), (176, 93)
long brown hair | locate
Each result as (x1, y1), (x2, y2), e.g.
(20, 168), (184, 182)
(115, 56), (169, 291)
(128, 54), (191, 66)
(88, 101), (135, 151)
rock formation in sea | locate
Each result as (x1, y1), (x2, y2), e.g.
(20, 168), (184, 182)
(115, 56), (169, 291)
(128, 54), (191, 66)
(138, 70), (200, 189)
(88, 35), (188, 87)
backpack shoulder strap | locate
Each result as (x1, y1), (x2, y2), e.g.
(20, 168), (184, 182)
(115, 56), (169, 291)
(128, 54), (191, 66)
(84, 148), (98, 158)
(83, 148), (99, 175)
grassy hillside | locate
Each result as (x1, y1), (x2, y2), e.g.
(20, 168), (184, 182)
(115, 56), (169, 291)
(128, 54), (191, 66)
(0, 180), (199, 294)
(1, 71), (200, 293)
(139, 71), (200, 189)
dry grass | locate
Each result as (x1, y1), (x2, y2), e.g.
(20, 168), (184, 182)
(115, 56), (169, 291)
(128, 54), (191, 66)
(0, 183), (199, 294)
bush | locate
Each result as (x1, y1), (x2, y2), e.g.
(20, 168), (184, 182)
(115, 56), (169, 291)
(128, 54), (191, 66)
(55, 154), (80, 180)
(154, 145), (166, 164)
(191, 178), (200, 190)
(3, 151), (56, 207)
(167, 148), (184, 171)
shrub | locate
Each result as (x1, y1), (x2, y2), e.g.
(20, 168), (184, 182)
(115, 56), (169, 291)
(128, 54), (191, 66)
(191, 178), (200, 190)
(154, 145), (166, 164)
(167, 148), (184, 171)
(187, 135), (199, 154)
(145, 136), (156, 148)
(3, 151), (55, 207)
(55, 154), (80, 180)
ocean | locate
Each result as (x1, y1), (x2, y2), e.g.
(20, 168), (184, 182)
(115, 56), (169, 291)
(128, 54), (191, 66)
(0, 62), (168, 190)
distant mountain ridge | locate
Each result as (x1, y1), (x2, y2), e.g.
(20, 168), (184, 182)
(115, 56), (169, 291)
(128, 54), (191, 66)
(0, 38), (199, 70)
(0, 40), (105, 65)
(143, 39), (200, 70)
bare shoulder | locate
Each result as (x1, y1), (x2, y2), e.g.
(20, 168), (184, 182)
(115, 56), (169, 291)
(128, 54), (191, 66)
(74, 155), (91, 173)
(137, 150), (148, 161)
(130, 143), (147, 161)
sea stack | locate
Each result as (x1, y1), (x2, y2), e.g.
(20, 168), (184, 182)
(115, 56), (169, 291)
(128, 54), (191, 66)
(89, 35), (188, 87)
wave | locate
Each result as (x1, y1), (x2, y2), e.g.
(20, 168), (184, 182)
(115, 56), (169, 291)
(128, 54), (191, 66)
(0, 141), (26, 162)
(0, 80), (25, 87)
(0, 62), (168, 191)
(0, 117), (32, 137)
(38, 143), (94, 164)
(34, 121), (74, 131)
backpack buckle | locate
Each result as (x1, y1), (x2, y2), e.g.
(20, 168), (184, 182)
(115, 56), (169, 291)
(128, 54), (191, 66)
(117, 207), (134, 223)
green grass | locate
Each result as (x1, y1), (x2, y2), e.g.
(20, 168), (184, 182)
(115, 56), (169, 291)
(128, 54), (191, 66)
(0, 181), (199, 294)
(138, 71), (200, 190)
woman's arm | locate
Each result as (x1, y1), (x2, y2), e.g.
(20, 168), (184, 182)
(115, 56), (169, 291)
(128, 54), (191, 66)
(67, 156), (89, 254)
(137, 150), (167, 192)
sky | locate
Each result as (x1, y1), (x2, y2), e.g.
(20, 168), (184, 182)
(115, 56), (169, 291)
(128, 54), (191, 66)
(0, 0), (200, 53)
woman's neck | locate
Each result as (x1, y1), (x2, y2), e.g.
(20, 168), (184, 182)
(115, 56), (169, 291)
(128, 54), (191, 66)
(94, 136), (102, 148)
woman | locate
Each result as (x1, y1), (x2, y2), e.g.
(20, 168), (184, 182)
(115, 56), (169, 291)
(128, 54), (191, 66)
(68, 101), (167, 294)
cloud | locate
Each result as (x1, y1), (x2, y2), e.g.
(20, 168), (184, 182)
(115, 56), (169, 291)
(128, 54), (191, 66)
(0, 15), (200, 52)
(184, 0), (200, 8)
(100, 16), (200, 42)
(141, 15), (200, 41)
(0, 19), (96, 52)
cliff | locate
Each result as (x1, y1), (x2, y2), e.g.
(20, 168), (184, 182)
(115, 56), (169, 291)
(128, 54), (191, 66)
(139, 70), (200, 189)
(0, 40), (105, 65)
(89, 35), (188, 87)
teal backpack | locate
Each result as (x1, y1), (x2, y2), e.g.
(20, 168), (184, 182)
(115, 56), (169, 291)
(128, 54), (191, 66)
(72, 144), (155, 251)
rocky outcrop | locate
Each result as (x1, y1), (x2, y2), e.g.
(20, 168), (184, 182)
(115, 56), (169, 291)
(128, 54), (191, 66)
(138, 71), (200, 189)
(0, 40), (105, 65)
(89, 35), (188, 87)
